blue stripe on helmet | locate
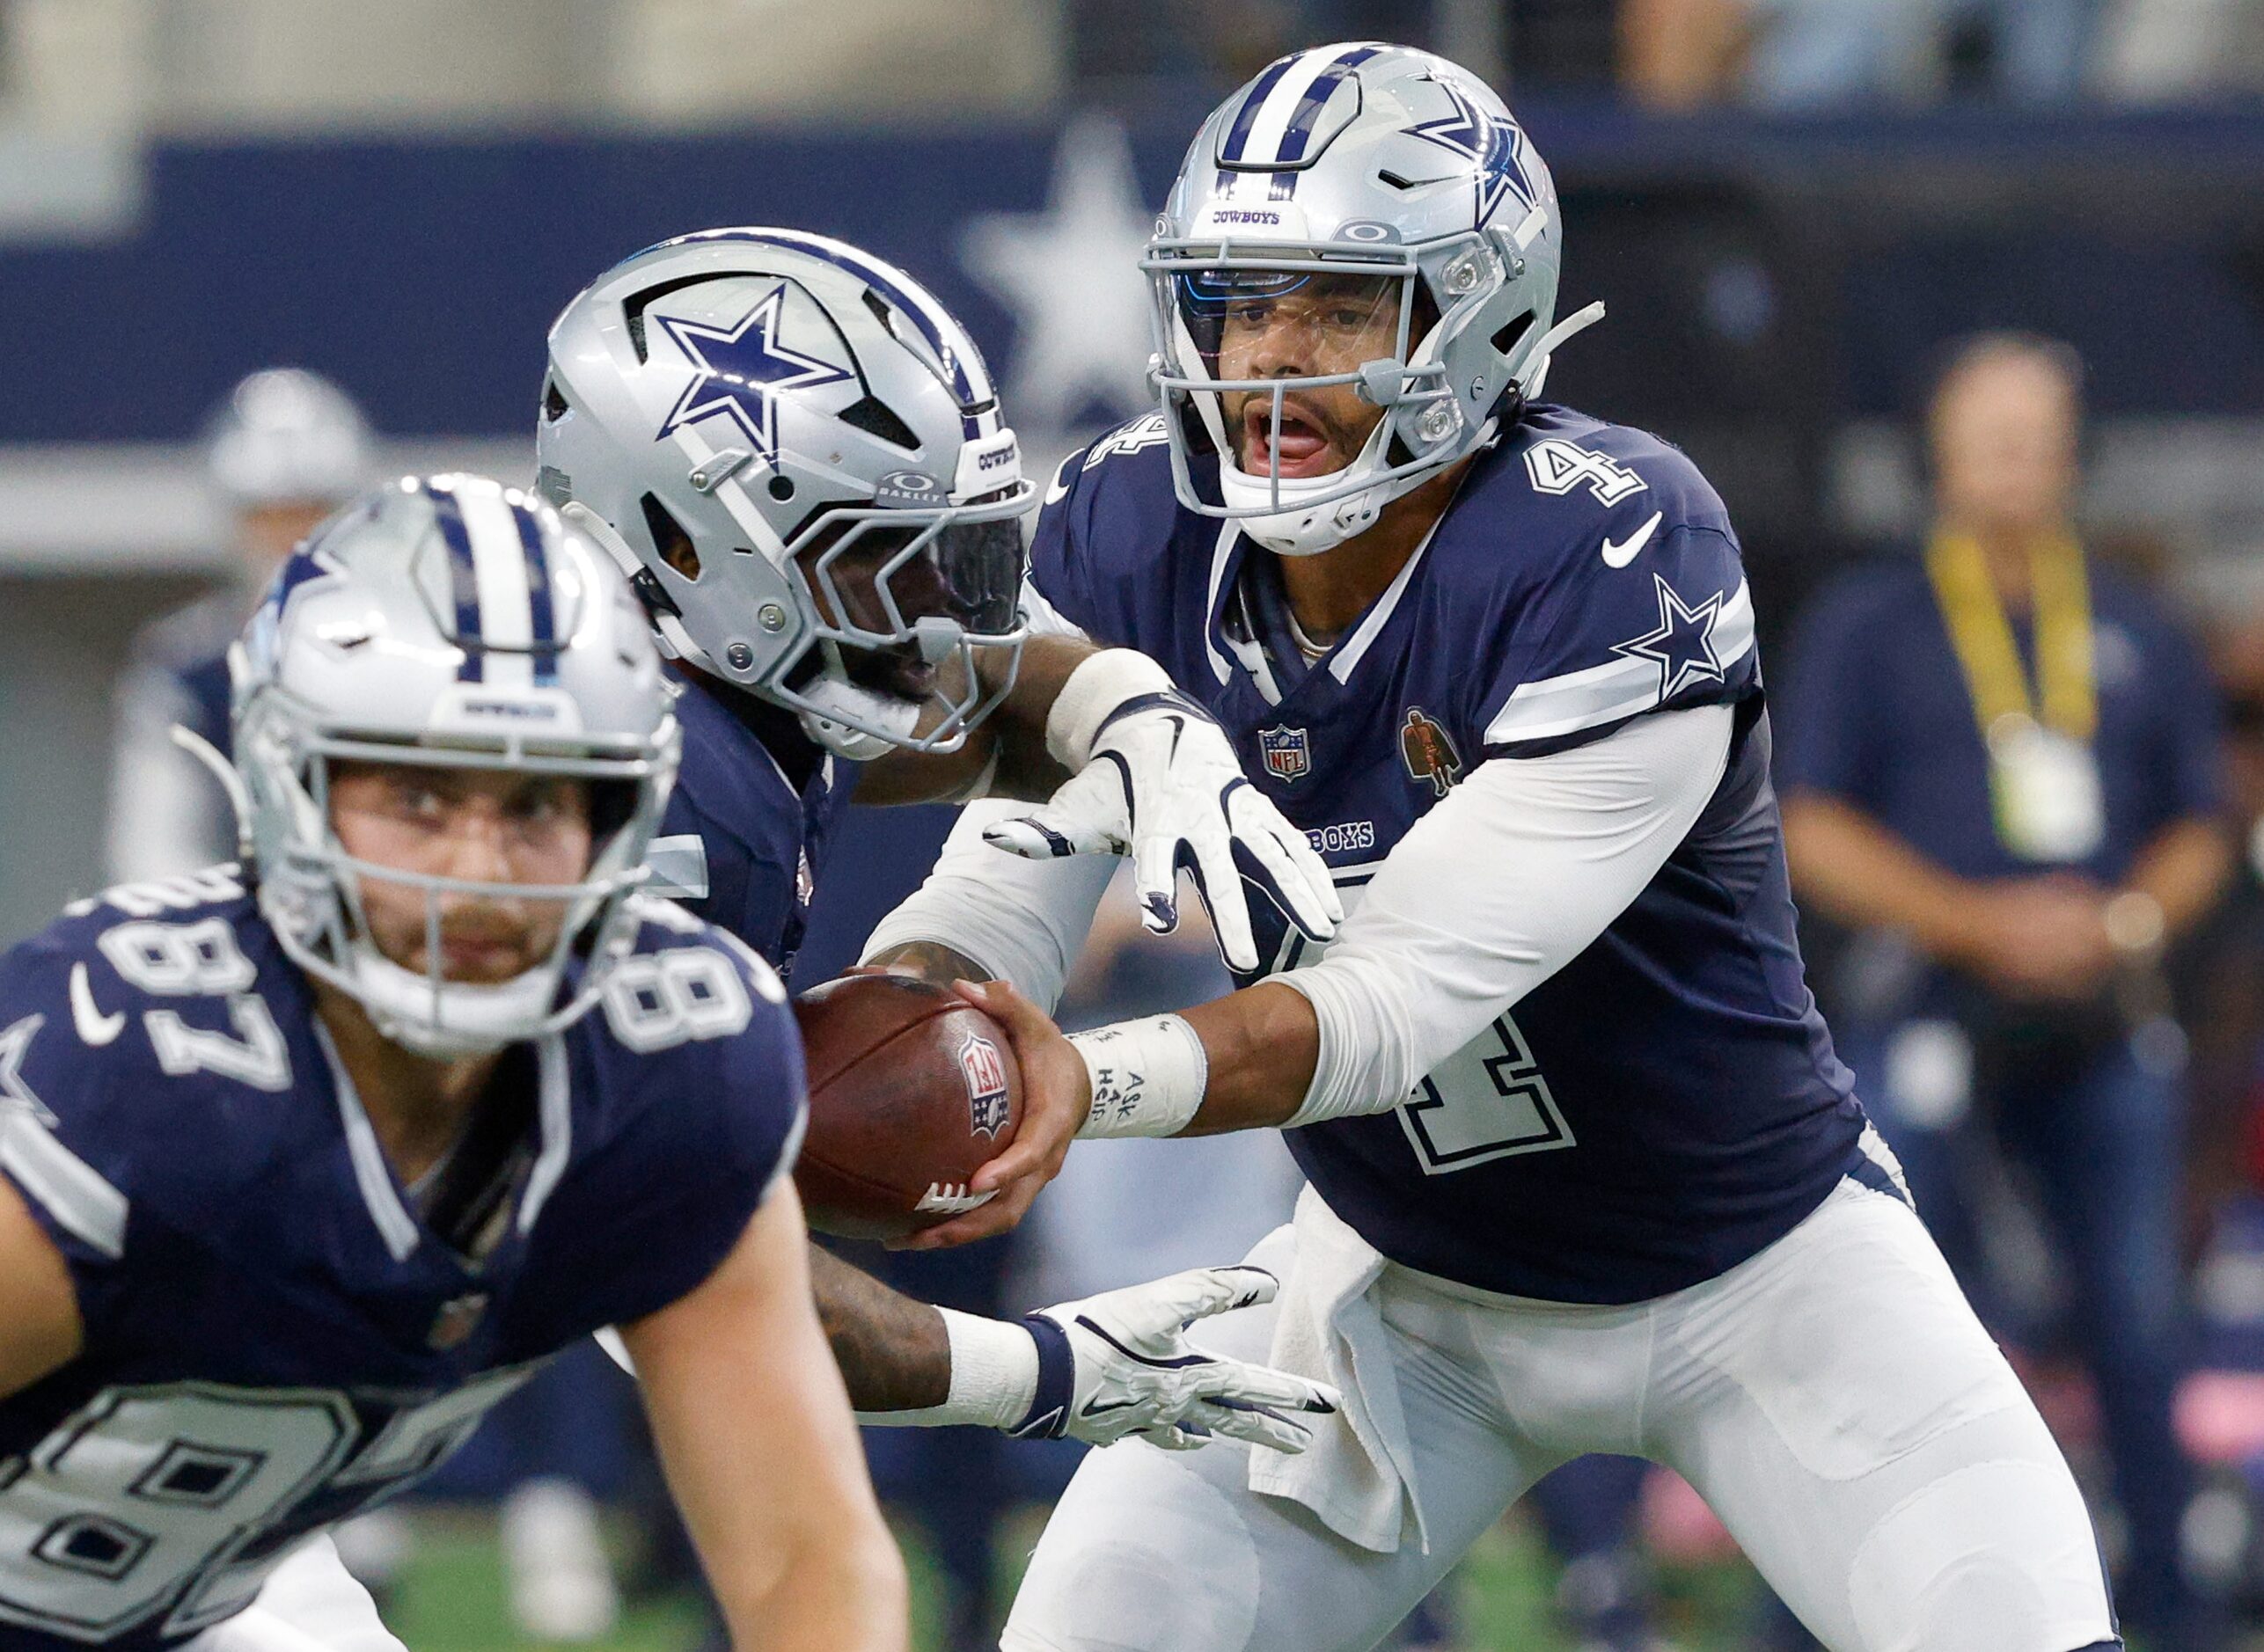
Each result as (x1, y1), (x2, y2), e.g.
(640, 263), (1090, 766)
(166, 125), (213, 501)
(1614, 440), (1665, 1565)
(423, 481), (485, 683)
(509, 499), (560, 686)
(1219, 54), (1296, 166)
(1271, 44), (1381, 169)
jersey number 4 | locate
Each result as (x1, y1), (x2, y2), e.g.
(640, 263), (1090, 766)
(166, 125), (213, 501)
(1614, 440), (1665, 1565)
(1398, 1014), (1575, 1174)
(1523, 437), (1646, 507)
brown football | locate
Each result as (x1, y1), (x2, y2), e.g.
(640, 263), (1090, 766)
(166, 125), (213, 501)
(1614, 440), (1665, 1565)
(790, 974), (1022, 1241)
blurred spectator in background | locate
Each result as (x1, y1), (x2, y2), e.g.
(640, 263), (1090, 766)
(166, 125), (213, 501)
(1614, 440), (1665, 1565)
(1620, 0), (2108, 106)
(1777, 332), (2232, 1648)
(106, 367), (370, 882)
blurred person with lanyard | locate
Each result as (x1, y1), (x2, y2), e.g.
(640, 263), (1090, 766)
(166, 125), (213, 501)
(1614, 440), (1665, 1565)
(107, 368), (371, 883)
(1778, 331), (2231, 1649)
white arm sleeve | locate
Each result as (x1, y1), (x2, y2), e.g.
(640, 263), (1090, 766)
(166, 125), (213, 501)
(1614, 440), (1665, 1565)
(858, 800), (1115, 1014)
(1279, 704), (1736, 1124)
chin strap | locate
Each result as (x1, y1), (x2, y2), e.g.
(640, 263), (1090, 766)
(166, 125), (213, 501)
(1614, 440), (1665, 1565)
(172, 723), (254, 864)
(561, 502), (707, 666)
(1519, 301), (1607, 402)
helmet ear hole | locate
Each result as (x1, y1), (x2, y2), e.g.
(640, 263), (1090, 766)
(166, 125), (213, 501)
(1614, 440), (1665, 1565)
(640, 493), (701, 581)
(1491, 310), (1535, 360)
(836, 394), (920, 451)
(541, 377), (570, 422)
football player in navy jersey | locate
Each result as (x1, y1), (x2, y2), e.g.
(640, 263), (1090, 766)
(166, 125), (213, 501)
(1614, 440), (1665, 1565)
(859, 45), (2126, 1652)
(536, 232), (1343, 1455)
(0, 477), (905, 1652)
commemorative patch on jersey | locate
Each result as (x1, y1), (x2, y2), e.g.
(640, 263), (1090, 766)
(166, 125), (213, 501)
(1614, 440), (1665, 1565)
(1400, 708), (1463, 798)
(958, 1031), (1011, 1139)
(1259, 723), (1311, 782)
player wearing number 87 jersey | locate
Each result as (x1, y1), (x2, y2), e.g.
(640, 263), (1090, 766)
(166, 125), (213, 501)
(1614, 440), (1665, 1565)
(0, 477), (905, 1652)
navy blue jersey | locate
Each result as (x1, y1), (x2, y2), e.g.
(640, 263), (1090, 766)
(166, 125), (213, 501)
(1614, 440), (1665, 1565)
(656, 670), (858, 977)
(0, 870), (802, 1651)
(1031, 407), (1872, 1304)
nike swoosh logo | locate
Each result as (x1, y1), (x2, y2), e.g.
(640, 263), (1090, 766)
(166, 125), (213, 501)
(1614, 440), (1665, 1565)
(1600, 510), (1664, 569)
(1080, 1398), (1139, 1418)
(70, 964), (124, 1046)
(1044, 455), (1077, 506)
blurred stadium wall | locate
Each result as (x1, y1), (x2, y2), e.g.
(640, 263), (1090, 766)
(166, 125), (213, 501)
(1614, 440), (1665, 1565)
(0, 1), (2262, 941)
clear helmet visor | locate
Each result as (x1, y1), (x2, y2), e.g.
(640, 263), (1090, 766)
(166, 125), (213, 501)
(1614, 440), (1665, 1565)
(1172, 267), (1410, 393)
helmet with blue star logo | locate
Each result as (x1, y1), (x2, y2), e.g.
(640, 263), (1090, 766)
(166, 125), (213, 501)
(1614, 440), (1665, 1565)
(229, 474), (680, 1059)
(1144, 43), (1605, 557)
(537, 229), (1031, 759)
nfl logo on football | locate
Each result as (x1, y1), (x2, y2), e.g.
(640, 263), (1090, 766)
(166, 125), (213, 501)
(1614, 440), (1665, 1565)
(1259, 724), (1310, 782)
(958, 1032), (1011, 1138)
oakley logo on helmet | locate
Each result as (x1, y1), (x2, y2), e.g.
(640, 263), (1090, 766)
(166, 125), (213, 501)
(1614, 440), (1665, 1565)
(654, 286), (852, 463)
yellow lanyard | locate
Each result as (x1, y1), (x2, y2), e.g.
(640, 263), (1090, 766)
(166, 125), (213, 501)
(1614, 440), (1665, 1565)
(1924, 530), (2096, 743)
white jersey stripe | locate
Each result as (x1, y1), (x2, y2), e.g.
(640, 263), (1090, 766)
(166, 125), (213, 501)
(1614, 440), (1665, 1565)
(2, 1113), (128, 1260)
(1484, 580), (1755, 745)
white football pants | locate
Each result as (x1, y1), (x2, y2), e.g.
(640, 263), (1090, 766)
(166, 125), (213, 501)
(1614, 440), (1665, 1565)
(1005, 1180), (2117, 1652)
(188, 1537), (404, 1652)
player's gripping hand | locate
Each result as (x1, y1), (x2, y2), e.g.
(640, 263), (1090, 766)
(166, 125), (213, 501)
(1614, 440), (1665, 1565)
(983, 678), (1341, 974)
(1013, 1266), (1339, 1453)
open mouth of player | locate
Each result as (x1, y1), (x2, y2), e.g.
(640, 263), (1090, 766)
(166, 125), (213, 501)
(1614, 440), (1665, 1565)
(1242, 398), (1340, 479)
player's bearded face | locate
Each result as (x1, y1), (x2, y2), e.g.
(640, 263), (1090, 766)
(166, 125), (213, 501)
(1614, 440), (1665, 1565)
(328, 762), (596, 984)
(1212, 274), (1402, 481)
(795, 513), (1022, 705)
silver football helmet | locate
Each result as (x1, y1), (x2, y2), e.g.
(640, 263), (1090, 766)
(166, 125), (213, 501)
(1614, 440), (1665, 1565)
(1144, 43), (1604, 556)
(231, 474), (680, 1058)
(206, 368), (372, 506)
(537, 229), (1031, 760)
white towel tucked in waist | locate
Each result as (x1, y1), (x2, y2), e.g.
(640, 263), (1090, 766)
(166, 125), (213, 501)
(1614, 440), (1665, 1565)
(1246, 1184), (1428, 1555)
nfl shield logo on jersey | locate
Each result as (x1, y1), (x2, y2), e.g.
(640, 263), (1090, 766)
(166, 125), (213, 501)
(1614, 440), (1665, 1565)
(1259, 725), (1311, 782)
(958, 1033), (1011, 1138)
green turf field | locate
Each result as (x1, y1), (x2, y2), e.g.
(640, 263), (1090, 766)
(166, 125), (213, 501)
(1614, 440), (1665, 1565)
(383, 1504), (1770, 1651)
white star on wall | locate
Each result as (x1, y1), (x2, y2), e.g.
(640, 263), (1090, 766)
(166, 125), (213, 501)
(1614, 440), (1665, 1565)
(960, 116), (1158, 437)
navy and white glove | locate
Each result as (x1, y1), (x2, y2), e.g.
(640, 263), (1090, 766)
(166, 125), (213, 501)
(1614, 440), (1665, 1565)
(1008, 1265), (1339, 1452)
(984, 653), (1342, 972)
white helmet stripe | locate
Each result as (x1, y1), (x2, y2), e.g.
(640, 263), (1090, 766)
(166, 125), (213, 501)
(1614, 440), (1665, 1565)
(1237, 45), (1364, 171)
(456, 481), (537, 690)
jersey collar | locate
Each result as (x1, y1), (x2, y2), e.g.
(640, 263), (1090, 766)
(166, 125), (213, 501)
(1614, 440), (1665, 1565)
(1207, 515), (1447, 712)
(314, 1021), (571, 1267)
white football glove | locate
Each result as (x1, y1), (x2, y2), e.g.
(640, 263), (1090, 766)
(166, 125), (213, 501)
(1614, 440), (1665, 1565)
(1007, 1265), (1339, 1452)
(984, 687), (1342, 972)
